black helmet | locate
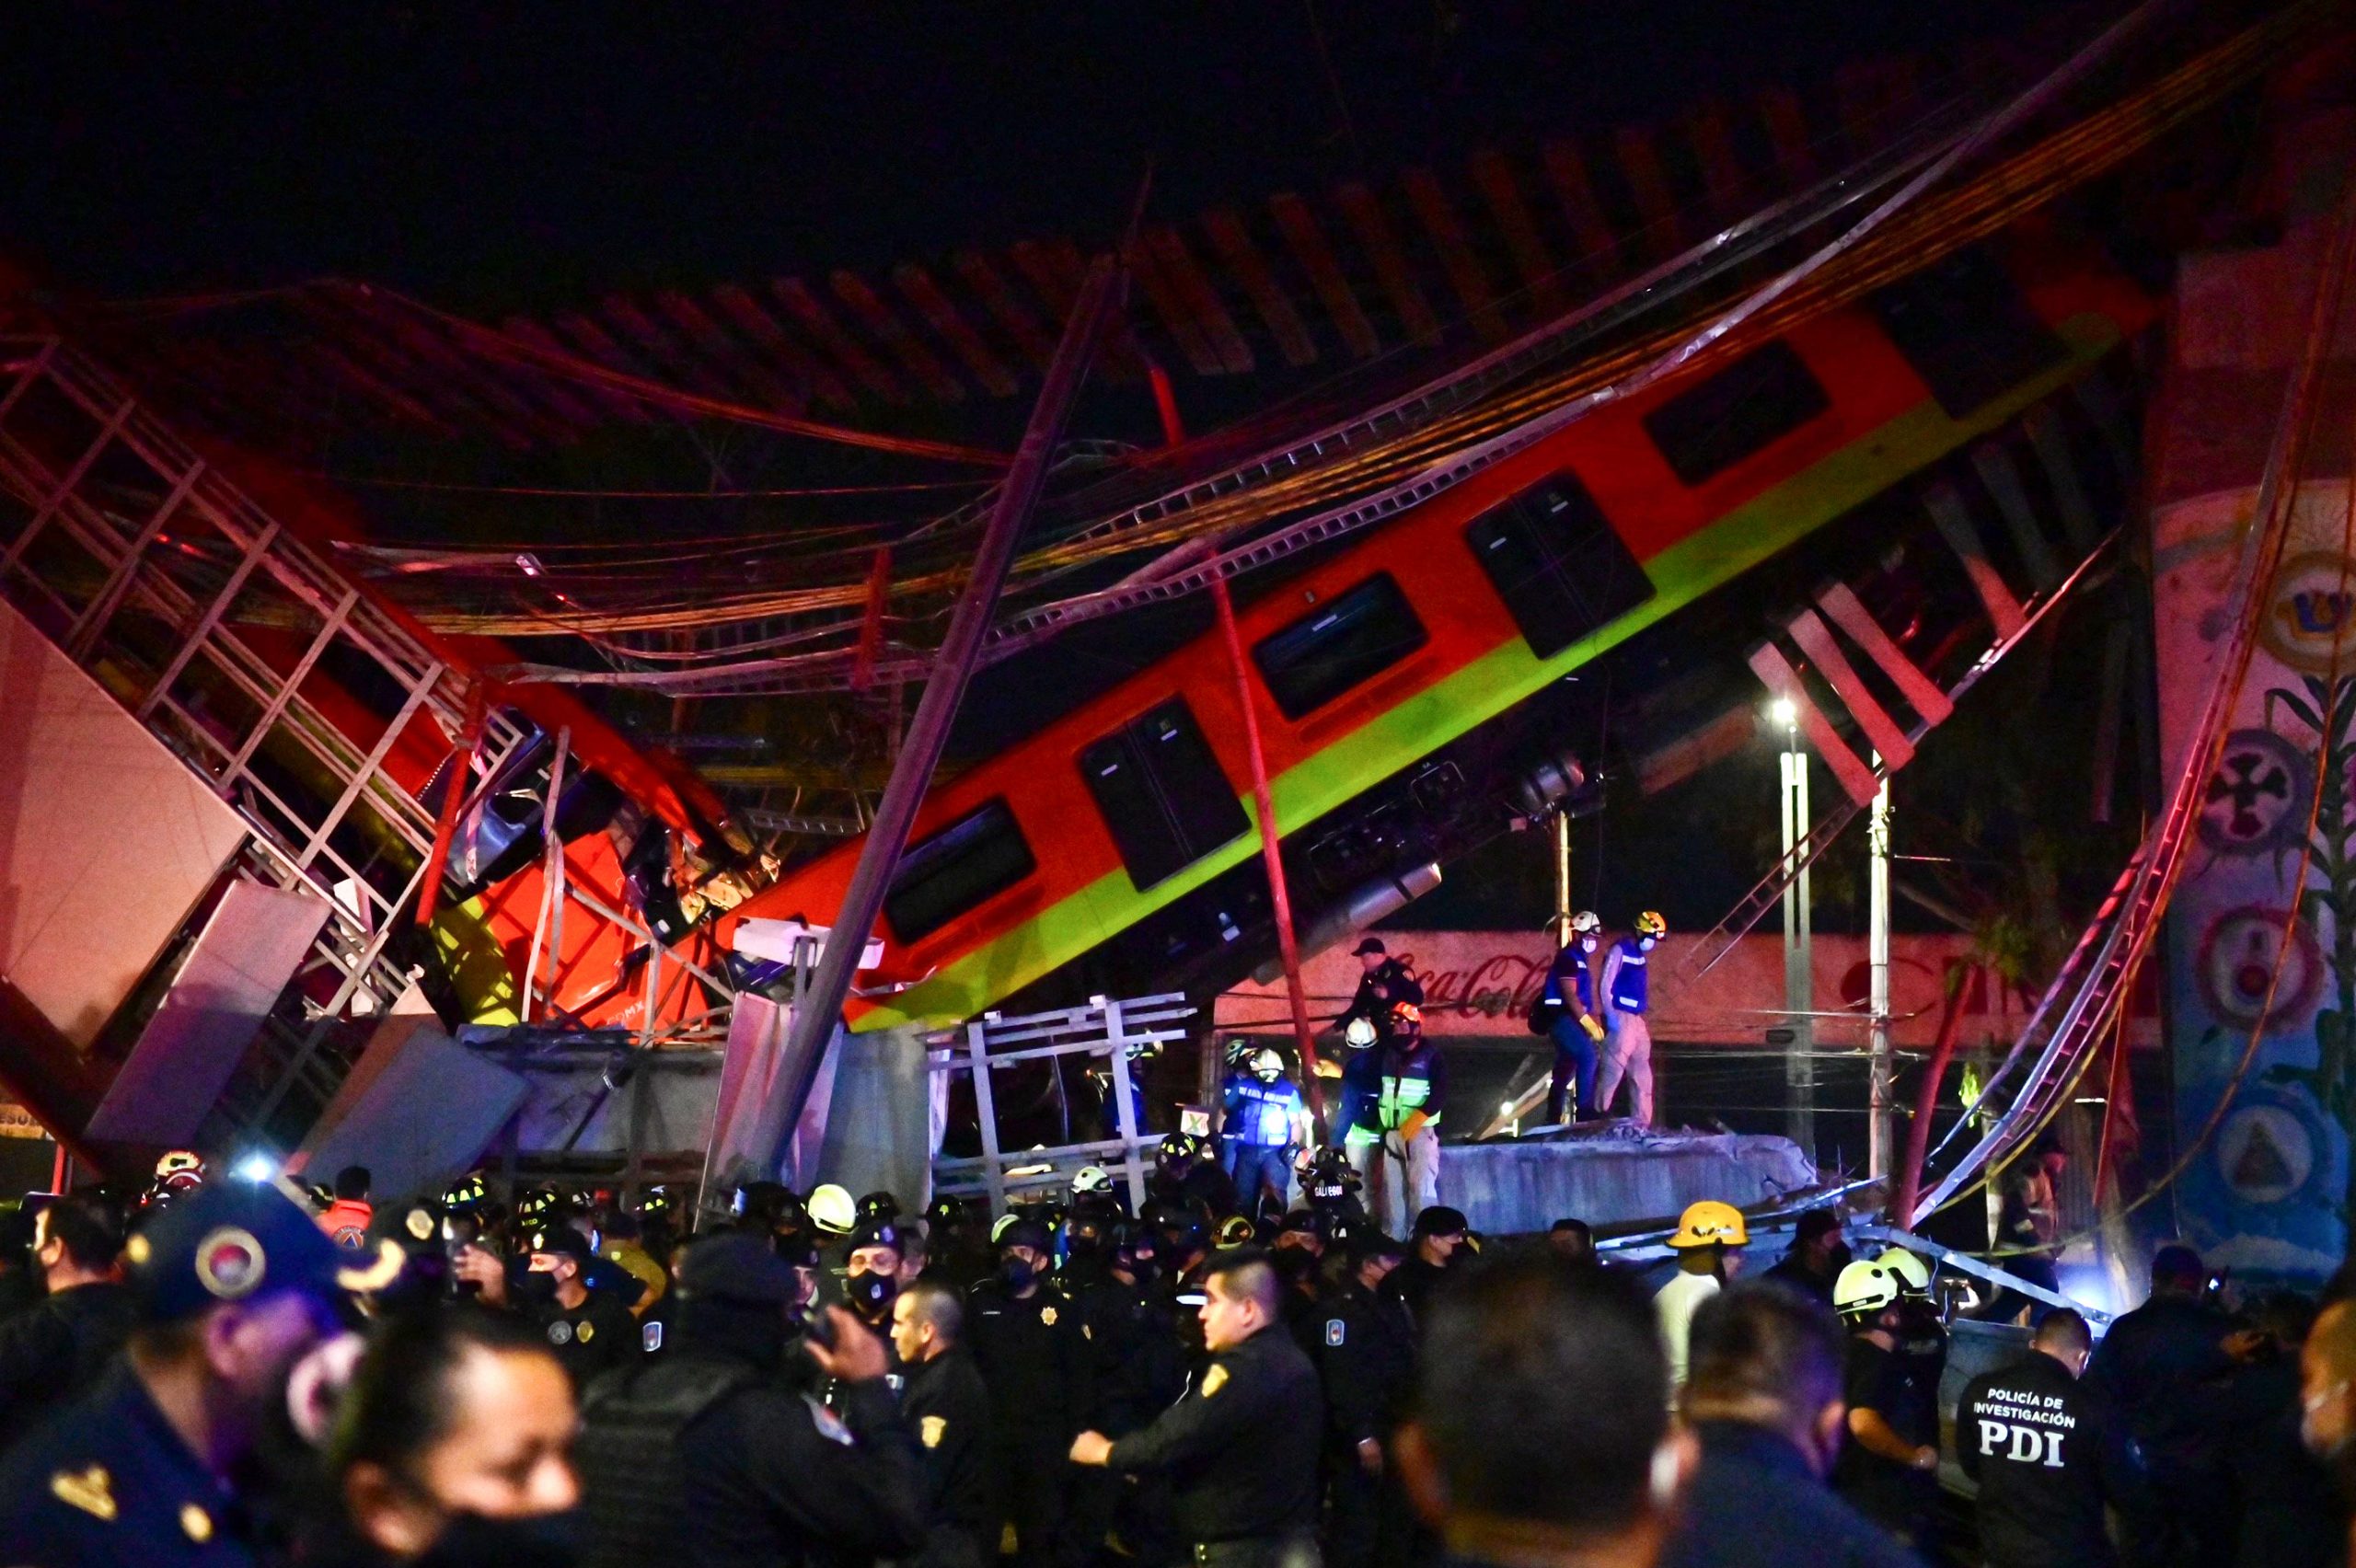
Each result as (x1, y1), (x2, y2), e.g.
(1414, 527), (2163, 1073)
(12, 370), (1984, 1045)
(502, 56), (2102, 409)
(856, 1191), (902, 1226)
(1158, 1132), (1202, 1168)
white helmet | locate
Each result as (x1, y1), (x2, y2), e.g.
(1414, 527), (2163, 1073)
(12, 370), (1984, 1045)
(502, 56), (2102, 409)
(1071, 1165), (1113, 1196)
(1250, 1047), (1284, 1082)
(1567, 910), (1601, 936)
(1343, 1017), (1378, 1050)
(807, 1182), (857, 1236)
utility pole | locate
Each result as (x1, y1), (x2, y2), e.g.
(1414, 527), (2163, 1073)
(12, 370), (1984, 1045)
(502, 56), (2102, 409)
(1868, 763), (1893, 1181)
(1777, 700), (1816, 1157)
(1553, 807), (1573, 934)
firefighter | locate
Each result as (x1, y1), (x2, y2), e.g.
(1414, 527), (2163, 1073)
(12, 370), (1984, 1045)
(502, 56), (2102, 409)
(1222, 1047), (1310, 1221)
(1655, 1199), (1748, 1390)
(1831, 1255), (1940, 1551)
(1540, 912), (1607, 1125)
(1958, 1308), (2148, 1568)
(1352, 1002), (1446, 1238)
(318, 1164), (375, 1249)
(1595, 911), (1664, 1125)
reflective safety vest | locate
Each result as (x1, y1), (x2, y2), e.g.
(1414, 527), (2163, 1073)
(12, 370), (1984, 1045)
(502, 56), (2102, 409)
(1222, 1074), (1302, 1147)
(1607, 939), (1650, 1015)
(1346, 1042), (1445, 1141)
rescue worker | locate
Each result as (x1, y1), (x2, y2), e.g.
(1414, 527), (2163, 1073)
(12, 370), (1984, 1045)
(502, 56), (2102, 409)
(1595, 912), (1664, 1125)
(1388, 1206), (1467, 1324)
(595, 1207), (669, 1319)
(1357, 1002), (1445, 1238)
(1392, 1252), (1681, 1568)
(1958, 1308), (2147, 1568)
(0, 1195), (135, 1436)
(1830, 1255), (1940, 1551)
(1221, 1047), (1309, 1221)
(1068, 1250), (1322, 1565)
(1335, 938), (1423, 1041)
(0, 1181), (349, 1566)
(1988, 1147), (2066, 1321)
(1149, 1133), (1237, 1217)
(1761, 1209), (1849, 1307)
(1877, 1247), (1949, 1470)
(1319, 1234), (1415, 1568)
(2083, 1243), (2235, 1565)
(1659, 1283), (1919, 1568)
(1540, 912), (1607, 1125)
(892, 1279), (996, 1568)
(1546, 1218), (1597, 1266)
(318, 1165), (374, 1251)
(574, 1232), (926, 1568)
(1654, 1199), (1748, 1390)
(965, 1217), (1087, 1568)
(146, 1150), (207, 1210)
(808, 1182), (860, 1245)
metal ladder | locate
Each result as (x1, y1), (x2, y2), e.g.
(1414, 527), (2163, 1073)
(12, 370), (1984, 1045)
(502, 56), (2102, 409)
(0, 335), (537, 1139)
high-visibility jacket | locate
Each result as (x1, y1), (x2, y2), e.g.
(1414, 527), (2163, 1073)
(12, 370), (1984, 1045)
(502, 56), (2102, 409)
(1345, 1039), (1448, 1142)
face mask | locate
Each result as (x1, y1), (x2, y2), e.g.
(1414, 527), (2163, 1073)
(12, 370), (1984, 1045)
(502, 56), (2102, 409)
(423, 1507), (584, 1568)
(1126, 1252), (1161, 1285)
(1581, 936), (1599, 952)
(1639, 938), (1657, 951)
(847, 1269), (897, 1318)
(999, 1256), (1035, 1292)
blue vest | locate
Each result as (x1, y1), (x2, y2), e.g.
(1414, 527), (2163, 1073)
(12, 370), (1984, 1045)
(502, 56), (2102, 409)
(1544, 941), (1596, 1010)
(1608, 938), (1650, 1014)
(1223, 1075), (1301, 1147)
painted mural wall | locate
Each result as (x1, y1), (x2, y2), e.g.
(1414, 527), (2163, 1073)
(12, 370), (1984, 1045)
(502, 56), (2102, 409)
(2155, 478), (2355, 1283)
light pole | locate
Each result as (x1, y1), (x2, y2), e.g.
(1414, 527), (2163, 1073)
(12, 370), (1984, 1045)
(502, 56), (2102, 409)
(1773, 698), (1816, 1157)
(1867, 762), (1893, 1182)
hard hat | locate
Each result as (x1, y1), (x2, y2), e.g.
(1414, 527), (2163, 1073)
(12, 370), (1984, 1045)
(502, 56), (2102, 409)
(1224, 1038), (1255, 1066)
(856, 1191), (902, 1225)
(1388, 1000), (1423, 1032)
(443, 1170), (490, 1213)
(1215, 1214), (1257, 1249)
(1072, 1165), (1114, 1196)
(1877, 1246), (1933, 1296)
(1834, 1257), (1903, 1320)
(635, 1184), (674, 1219)
(807, 1183), (858, 1236)
(1634, 911), (1667, 939)
(1250, 1047), (1284, 1082)
(1343, 1017), (1379, 1050)
(1158, 1132), (1201, 1163)
(1666, 1200), (1750, 1250)
(516, 1186), (560, 1223)
(156, 1149), (206, 1182)
(1568, 910), (1601, 936)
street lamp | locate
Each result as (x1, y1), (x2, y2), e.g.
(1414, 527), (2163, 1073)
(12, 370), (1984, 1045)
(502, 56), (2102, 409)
(1770, 698), (1814, 1156)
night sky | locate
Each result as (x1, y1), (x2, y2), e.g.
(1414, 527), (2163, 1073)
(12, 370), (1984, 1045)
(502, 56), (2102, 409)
(6, 2), (2054, 314)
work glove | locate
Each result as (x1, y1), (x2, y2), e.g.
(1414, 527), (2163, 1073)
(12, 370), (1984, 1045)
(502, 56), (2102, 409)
(1399, 1111), (1430, 1143)
(1580, 1012), (1606, 1043)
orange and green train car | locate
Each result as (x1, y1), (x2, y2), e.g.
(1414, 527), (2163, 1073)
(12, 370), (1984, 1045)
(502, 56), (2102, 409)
(723, 219), (2157, 1032)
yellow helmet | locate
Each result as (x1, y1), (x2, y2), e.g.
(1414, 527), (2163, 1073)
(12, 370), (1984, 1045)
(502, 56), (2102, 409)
(1877, 1246), (1933, 1296)
(1666, 1200), (1750, 1250)
(1634, 911), (1667, 939)
(1835, 1257), (1904, 1319)
(807, 1183), (858, 1236)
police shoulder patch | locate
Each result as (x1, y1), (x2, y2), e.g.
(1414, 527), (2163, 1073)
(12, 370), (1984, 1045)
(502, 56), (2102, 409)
(1201, 1364), (1230, 1398)
(920, 1413), (948, 1448)
(1324, 1319), (1345, 1347)
(50, 1464), (114, 1521)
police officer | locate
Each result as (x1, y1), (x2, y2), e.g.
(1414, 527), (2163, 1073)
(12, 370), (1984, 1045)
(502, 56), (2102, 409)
(1149, 1134), (1238, 1217)
(1068, 1250), (1322, 1567)
(1335, 938), (1423, 1041)
(1067, 1222), (1185, 1568)
(1222, 1048), (1309, 1222)
(2083, 1243), (2235, 1564)
(0, 1181), (350, 1566)
(513, 1226), (637, 1389)
(0, 1195), (135, 1435)
(1319, 1234), (1415, 1568)
(1830, 1256), (1940, 1551)
(1595, 912), (1664, 1125)
(892, 1279), (996, 1568)
(1761, 1210), (1849, 1307)
(1387, 1207), (1466, 1324)
(965, 1217), (1088, 1568)
(843, 1218), (907, 1339)
(1958, 1309), (2147, 1568)
(575, 1232), (926, 1568)
(1540, 912), (1607, 1125)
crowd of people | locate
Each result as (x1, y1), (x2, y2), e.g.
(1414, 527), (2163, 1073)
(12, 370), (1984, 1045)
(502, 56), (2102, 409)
(0, 1084), (2350, 1566)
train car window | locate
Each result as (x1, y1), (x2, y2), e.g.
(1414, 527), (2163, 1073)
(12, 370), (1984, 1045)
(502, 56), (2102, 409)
(1464, 475), (1657, 659)
(1252, 573), (1429, 721)
(1870, 245), (2065, 420)
(1640, 340), (1831, 486)
(884, 798), (1037, 944)
(1080, 698), (1250, 890)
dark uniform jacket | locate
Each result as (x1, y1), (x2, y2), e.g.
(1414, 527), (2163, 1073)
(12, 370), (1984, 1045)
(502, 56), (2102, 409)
(533, 1286), (640, 1389)
(1958, 1351), (2146, 1568)
(1337, 960), (1423, 1032)
(1831, 1336), (1937, 1531)
(899, 1347), (994, 1568)
(0, 1363), (257, 1566)
(1760, 1252), (1839, 1307)
(677, 1365), (927, 1568)
(1104, 1322), (1321, 1544)
(1315, 1282), (1415, 1451)
(0, 1282), (136, 1445)
(2081, 1295), (2229, 1480)
(1658, 1421), (1923, 1568)
(964, 1280), (1088, 1439)
(1073, 1274), (1184, 1435)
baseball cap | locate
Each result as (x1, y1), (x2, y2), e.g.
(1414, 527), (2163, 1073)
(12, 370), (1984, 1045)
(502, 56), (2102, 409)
(527, 1226), (595, 1266)
(1411, 1205), (1469, 1239)
(848, 1219), (906, 1256)
(124, 1181), (354, 1323)
(677, 1233), (803, 1305)
(1354, 938), (1387, 956)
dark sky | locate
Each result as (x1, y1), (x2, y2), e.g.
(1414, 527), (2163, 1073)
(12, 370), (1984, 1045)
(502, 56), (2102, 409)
(6, 2), (2054, 314)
